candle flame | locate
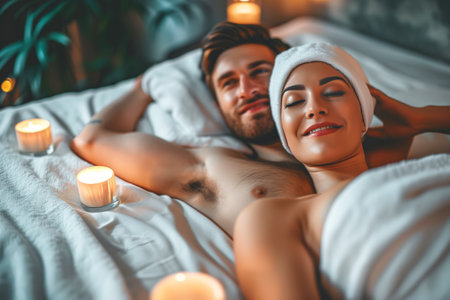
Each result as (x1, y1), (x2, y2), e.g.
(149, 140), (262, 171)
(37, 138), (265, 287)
(15, 119), (49, 133)
(77, 166), (114, 184)
(1, 77), (15, 93)
(174, 273), (187, 282)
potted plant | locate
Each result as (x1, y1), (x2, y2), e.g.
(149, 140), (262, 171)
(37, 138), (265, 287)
(0, 0), (145, 107)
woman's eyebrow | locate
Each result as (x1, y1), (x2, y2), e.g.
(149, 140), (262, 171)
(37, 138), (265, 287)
(282, 84), (305, 95)
(319, 76), (349, 86)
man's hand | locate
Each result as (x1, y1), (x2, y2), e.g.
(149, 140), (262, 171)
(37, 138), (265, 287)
(366, 84), (420, 140)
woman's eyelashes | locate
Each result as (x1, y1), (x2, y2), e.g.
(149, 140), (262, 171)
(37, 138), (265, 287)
(283, 88), (345, 108)
(284, 99), (305, 108)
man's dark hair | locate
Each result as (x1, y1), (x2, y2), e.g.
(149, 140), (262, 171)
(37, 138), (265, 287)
(200, 21), (290, 94)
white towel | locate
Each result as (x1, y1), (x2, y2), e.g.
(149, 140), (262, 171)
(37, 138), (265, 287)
(321, 154), (450, 299)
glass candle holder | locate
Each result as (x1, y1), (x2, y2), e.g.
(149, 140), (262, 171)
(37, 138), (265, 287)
(227, 0), (261, 24)
(151, 272), (226, 300)
(76, 166), (120, 212)
(15, 118), (54, 156)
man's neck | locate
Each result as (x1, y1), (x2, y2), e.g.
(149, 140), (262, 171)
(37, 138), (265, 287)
(251, 142), (297, 163)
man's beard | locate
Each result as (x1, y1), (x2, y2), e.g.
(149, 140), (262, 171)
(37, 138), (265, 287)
(223, 110), (279, 145)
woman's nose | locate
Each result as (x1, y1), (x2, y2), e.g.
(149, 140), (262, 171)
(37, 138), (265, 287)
(305, 97), (328, 119)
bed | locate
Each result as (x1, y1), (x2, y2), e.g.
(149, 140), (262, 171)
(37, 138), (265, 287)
(1, 17), (449, 300)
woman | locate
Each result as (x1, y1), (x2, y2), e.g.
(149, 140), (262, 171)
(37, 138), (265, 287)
(233, 43), (450, 300)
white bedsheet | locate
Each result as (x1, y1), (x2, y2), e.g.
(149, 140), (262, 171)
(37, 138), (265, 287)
(0, 82), (242, 299)
(1, 17), (449, 299)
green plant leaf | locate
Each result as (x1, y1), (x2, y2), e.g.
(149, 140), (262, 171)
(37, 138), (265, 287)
(83, 0), (101, 15)
(35, 40), (48, 65)
(34, 1), (69, 38)
(29, 70), (43, 96)
(0, 42), (23, 71)
(0, 41), (23, 59)
(46, 32), (71, 46)
(24, 12), (35, 41)
(33, 0), (58, 18)
(0, 0), (18, 15)
(14, 0), (40, 19)
(13, 45), (30, 76)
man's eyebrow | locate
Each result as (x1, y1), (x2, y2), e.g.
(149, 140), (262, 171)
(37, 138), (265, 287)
(282, 84), (305, 95)
(319, 76), (349, 86)
(248, 60), (273, 69)
(217, 71), (235, 84)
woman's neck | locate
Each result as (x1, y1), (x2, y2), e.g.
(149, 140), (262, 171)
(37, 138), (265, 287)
(306, 151), (369, 193)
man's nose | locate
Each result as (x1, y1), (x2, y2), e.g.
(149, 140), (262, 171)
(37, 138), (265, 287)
(238, 75), (258, 99)
(305, 96), (328, 119)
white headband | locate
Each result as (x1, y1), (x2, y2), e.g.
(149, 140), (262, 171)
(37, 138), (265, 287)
(269, 42), (375, 154)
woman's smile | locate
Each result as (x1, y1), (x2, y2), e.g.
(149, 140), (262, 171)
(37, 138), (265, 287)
(303, 122), (342, 137)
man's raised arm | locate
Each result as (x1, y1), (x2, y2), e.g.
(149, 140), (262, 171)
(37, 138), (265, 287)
(70, 77), (200, 198)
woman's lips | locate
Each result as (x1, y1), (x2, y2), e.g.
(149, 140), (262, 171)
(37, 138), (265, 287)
(303, 122), (342, 137)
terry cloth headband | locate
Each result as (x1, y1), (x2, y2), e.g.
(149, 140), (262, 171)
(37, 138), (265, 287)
(269, 42), (375, 154)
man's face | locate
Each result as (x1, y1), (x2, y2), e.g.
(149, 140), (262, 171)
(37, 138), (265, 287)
(212, 44), (278, 144)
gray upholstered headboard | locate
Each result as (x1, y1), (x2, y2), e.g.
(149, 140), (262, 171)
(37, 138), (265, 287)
(325, 0), (450, 64)
(263, 0), (449, 64)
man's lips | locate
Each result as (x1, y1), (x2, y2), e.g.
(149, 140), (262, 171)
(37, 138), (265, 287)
(239, 98), (270, 114)
(303, 122), (342, 137)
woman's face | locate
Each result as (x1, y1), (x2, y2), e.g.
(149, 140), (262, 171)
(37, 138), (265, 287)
(280, 62), (365, 166)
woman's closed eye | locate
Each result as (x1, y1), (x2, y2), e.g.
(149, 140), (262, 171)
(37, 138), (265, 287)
(323, 90), (345, 97)
(284, 99), (305, 108)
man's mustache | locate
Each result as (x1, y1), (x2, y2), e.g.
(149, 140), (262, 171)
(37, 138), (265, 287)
(240, 94), (269, 107)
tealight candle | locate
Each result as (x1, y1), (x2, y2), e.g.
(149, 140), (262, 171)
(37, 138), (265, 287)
(227, 0), (261, 24)
(76, 166), (120, 212)
(15, 118), (54, 156)
(151, 272), (226, 300)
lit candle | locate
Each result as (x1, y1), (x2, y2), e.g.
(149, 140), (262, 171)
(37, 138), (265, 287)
(227, 0), (261, 24)
(76, 166), (120, 212)
(151, 272), (226, 300)
(15, 118), (54, 156)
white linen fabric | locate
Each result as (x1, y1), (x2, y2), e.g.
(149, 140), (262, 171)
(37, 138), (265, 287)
(0, 82), (243, 300)
(321, 154), (450, 299)
(0, 17), (449, 299)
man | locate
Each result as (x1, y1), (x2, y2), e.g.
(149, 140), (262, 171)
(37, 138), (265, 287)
(70, 22), (424, 236)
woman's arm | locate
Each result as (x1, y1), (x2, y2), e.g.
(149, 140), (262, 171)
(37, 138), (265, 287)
(364, 85), (450, 168)
(70, 77), (200, 197)
(234, 197), (322, 300)
(367, 85), (450, 138)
